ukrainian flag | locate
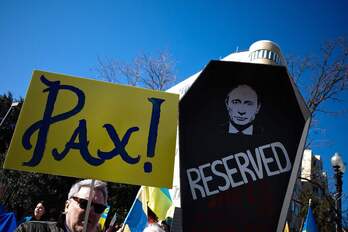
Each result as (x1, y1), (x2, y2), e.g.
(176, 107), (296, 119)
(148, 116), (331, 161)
(98, 205), (110, 231)
(283, 222), (290, 232)
(301, 205), (318, 232)
(147, 187), (174, 220)
(123, 186), (148, 232)
(0, 211), (17, 232)
(123, 186), (174, 232)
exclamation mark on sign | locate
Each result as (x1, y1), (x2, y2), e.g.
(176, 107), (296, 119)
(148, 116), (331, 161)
(144, 97), (165, 173)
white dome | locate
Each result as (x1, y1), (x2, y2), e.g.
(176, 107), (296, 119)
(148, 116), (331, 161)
(248, 40), (286, 66)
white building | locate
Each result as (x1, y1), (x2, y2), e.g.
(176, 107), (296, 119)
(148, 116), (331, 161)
(167, 40), (286, 98)
(287, 149), (328, 232)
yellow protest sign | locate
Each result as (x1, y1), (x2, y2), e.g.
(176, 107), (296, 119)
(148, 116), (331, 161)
(4, 70), (178, 188)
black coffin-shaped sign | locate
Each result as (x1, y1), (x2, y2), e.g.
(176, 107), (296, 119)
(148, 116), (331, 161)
(179, 61), (311, 232)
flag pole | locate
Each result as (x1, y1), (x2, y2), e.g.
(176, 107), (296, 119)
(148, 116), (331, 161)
(109, 211), (118, 228)
(299, 199), (312, 232)
(83, 179), (96, 232)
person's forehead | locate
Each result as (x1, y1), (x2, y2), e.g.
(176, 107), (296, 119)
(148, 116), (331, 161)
(228, 85), (257, 98)
(75, 186), (105, 203)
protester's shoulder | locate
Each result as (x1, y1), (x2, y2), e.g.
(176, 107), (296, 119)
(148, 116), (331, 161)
(16, 221), (64, 232)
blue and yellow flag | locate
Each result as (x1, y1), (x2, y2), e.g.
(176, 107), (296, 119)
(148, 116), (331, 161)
(301, 205), (318, 232)
(123, 186), (174, 232)
(0, 211), (17, 232)
(283, 222), (290, 232)
(98, 205), (110, 231)
(123, 186), (148, 232)
(147, 187), (174, 220)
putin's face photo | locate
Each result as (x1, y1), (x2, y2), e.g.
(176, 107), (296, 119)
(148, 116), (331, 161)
(225, 84), (261, 128)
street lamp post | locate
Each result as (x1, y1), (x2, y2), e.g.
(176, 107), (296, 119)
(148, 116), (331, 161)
(331, 152), (345, 232)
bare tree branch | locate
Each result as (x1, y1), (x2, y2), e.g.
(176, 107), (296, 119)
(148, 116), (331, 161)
(94, 51), (176, 90)
(288, 37), (348, 116)
(94, 56), (120, 83)
(287, 37), (348, 150)
(306, 37), (348, 115)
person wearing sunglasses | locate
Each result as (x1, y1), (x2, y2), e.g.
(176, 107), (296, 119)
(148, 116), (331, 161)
(15, 179), (108, 232)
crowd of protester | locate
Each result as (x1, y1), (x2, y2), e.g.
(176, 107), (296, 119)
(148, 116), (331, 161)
(1, 179), (171, 232)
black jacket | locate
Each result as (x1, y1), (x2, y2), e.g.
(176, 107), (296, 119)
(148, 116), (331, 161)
(15, 221), (66, 232)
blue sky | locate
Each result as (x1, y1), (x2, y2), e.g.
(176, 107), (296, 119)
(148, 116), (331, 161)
(1, 0), (347, 207)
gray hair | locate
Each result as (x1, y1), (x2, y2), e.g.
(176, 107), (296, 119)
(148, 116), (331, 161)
(143, 223), (165, 232)
(68, 179), (108, 204)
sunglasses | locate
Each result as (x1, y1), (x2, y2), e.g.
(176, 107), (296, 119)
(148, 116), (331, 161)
(71, 196), (107, 214)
